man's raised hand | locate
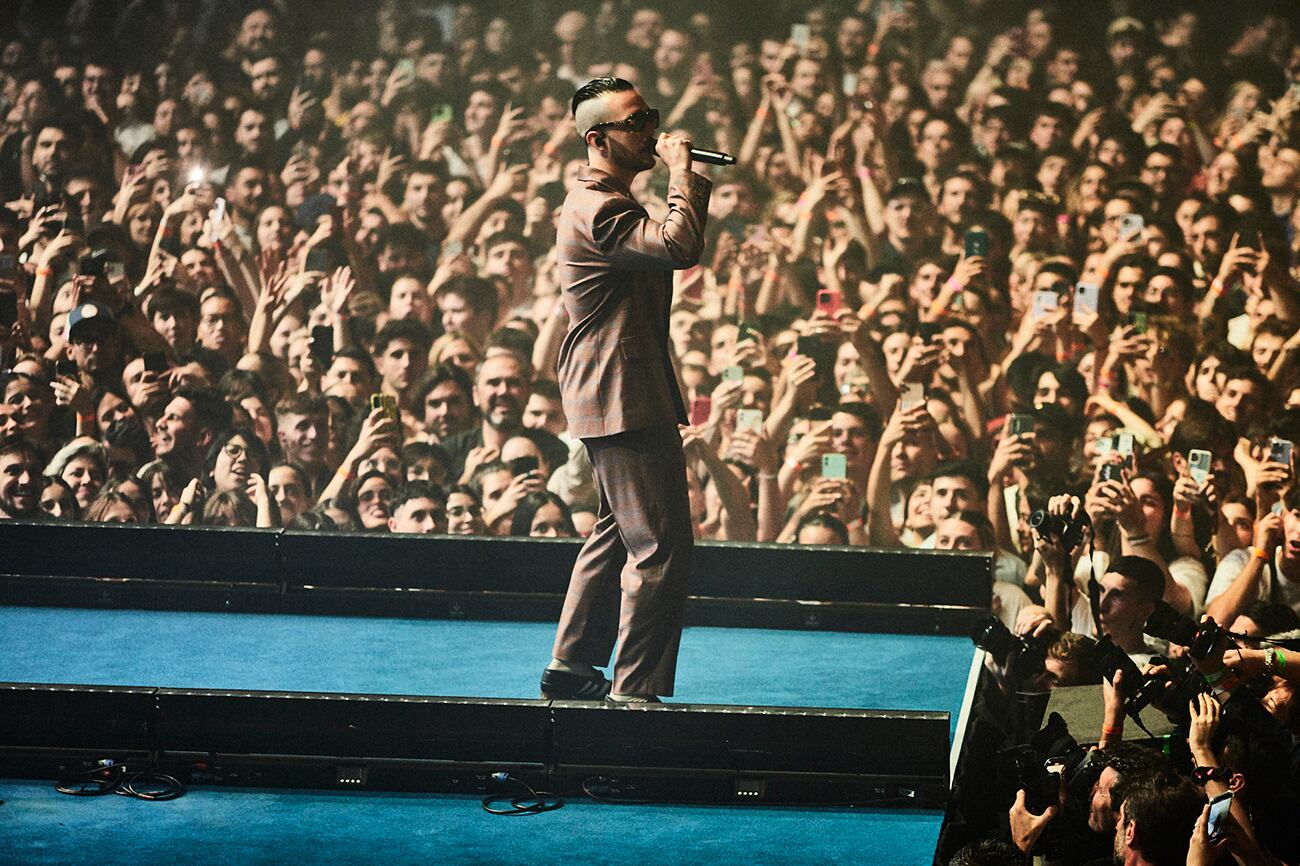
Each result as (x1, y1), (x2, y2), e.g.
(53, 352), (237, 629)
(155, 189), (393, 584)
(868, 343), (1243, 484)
(657, 133), (693, 172)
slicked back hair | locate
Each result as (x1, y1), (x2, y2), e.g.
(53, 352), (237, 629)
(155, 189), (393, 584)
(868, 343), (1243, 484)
(571, 77), (635, 119)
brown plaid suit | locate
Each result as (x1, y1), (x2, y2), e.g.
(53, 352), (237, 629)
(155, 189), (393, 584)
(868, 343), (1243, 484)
(551, 164), (712, 696)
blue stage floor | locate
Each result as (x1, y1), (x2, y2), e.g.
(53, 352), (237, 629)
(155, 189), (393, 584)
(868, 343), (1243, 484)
(0, 606), (976, 865)
(0, 778), (947, 865)
(0, 607), (975, 732)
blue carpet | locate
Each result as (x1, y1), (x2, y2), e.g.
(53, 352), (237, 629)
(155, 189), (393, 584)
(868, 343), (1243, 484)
(0, 778), (945, 865)
(0, 607), (974, 733)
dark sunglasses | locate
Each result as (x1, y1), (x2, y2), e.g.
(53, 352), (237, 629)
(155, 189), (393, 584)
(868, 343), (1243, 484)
(590, 108), (660, 134)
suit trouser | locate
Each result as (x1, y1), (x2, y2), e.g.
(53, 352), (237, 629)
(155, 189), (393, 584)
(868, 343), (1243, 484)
(551, 424), (693, 696)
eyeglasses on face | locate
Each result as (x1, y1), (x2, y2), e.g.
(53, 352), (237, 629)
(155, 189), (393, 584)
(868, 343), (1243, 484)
(590, 107), (659, 134)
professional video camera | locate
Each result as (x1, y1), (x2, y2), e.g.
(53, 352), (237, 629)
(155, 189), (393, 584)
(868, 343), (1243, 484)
(970, 615), (1057, 678)
(1028, 508), (1090, 553)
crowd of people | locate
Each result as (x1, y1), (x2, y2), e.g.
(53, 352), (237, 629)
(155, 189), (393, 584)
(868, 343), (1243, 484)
(1, 1), (1300, 862)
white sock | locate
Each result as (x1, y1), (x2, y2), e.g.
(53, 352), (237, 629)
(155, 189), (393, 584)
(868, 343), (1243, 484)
(547, 658), (599, 678)
(607, 693), (654, 703)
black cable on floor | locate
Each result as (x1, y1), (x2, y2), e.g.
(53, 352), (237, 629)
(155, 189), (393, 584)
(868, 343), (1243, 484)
(481, 772), (563, 815)
(55, 763), (123, 796)
(117, 770), (185, 801)
(55, 762), (185, 801)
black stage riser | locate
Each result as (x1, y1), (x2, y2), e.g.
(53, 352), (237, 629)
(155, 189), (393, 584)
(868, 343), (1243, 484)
(0, 682), (949, 808)
(0, 575), (281, 613)
(0, 522), (992, 635)
(548, 700), (948, 776)
(2, 523), (280, 583)
(0, 753), (946, 808)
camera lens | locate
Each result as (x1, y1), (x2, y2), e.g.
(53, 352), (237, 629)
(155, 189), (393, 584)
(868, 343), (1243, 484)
(1030, 509), (1085, 552)
(970, 616), (1019, 659)
(1029, 509), (1062, 535)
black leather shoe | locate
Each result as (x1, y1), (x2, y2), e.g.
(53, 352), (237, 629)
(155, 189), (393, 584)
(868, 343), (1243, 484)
(540, 668), (611, 700)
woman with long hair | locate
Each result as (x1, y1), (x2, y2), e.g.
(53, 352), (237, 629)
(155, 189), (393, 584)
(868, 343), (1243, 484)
(85, 490), (148, 523)
(509, 492), (577, 538)
(342, 470), (396, 532)
(46, 439), (109, 511)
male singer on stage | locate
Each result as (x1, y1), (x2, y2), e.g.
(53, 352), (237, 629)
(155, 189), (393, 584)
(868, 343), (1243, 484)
(539, 77), (712, 704)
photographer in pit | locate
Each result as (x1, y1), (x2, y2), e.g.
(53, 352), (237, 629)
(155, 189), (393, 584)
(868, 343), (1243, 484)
(1181, 617), (1300, 862)
(1031, 493), (1169, 666)
(945, 555), (1102, 858)
(952, 492), (1178, 863)
(954, 615), (1186, 864)
(1003, 576), (1300, 865)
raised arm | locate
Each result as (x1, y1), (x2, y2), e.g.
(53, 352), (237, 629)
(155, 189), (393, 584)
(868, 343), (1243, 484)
(531, 295), (568, 383)
(738, 89), (774, 167)
(445, 164), (529, 248)
(684, 432), (757, 542)
(1110, 473), (1194, 615)
(590, 141), (711, 270)
(727, 428), (784, 543)
(1204, 512), (1280, 627)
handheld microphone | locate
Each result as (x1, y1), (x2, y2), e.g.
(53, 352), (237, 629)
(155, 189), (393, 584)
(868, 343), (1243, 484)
(687, 147), (737, 166)
(654, 145), (737, 166)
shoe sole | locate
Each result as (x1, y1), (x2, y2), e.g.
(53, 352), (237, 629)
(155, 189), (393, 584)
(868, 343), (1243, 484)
(539, 681), (611, 701)
(540, 689), (610, 700)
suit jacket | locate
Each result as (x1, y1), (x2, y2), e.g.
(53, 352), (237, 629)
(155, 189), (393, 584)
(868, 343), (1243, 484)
(555, 165), (712, 439)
